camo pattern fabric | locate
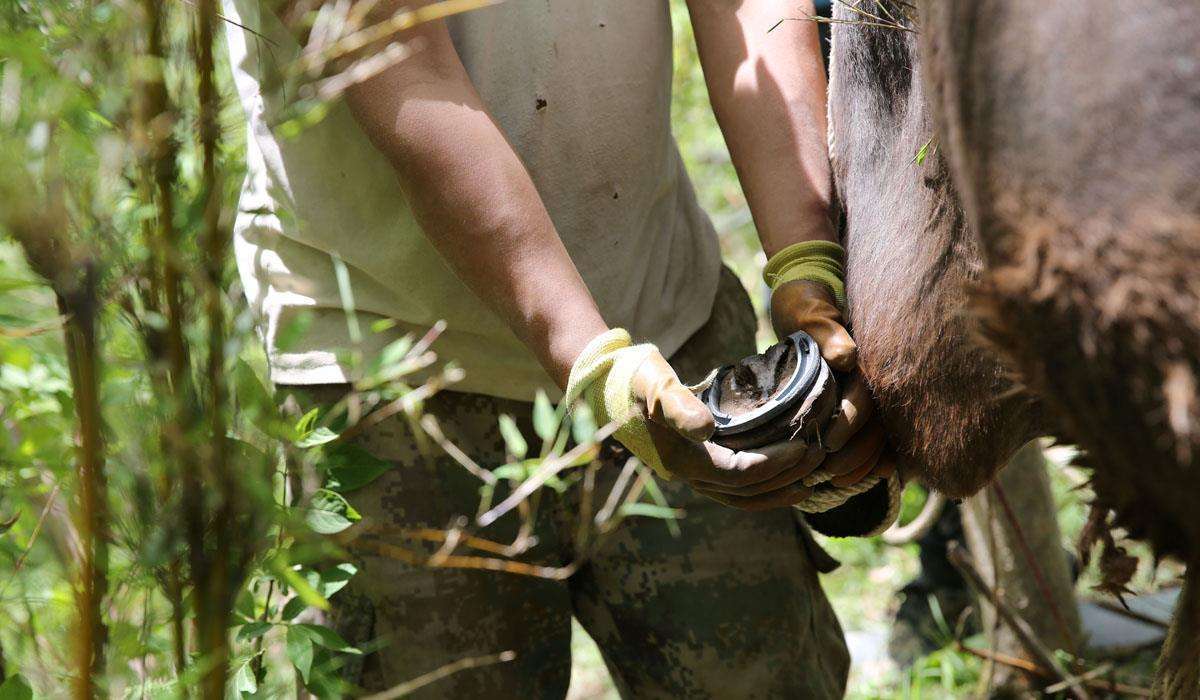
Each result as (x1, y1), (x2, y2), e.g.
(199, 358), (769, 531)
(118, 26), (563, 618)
(285, 268), (850, 698)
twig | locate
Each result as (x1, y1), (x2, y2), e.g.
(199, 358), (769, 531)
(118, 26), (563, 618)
(956, 645), (1151, 697)
(0, 482), (61, 600)
(947, 542), (1090, 700)
(386, 527), (516, 557)
(1044, 663), (1114, 694)
(595, 457), (639, 529)
(769, 15), (915, 35)
(360, 650), (516, 700)
(299, 0), (498, 74)
(477, 421), (617, 527)
(354, 538), (577, 580)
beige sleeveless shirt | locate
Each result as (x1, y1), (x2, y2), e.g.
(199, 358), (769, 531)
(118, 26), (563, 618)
(223, 0), (721, 401)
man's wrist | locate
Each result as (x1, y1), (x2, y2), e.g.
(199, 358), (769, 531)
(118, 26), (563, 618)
(759, 209), (837, 259)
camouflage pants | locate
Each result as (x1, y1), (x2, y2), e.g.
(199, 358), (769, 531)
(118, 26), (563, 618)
(286, 268), (850, 698)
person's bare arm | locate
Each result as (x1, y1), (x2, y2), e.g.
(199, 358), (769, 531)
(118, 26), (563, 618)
(687, 1), (894, 491)
(343, 14), (607, 388)
(686, 0), (834, 255)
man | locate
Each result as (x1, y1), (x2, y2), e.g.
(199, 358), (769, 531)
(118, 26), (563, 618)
(224, 0), (891, 695)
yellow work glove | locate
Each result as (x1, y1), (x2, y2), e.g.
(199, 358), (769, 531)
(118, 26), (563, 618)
(764, 241), (893, 485)
(563, 329), (713, 478)
(564, 329), (825, 512)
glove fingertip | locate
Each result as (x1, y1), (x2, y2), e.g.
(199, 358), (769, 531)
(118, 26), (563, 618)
(822, 335), (858, 372)
(659, 391), (715, 442)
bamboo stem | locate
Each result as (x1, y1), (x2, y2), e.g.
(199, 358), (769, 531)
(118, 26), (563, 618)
(194, 0), (236, 695)
(58, 267), (109, 699)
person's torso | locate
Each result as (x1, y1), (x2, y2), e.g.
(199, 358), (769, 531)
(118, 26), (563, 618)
(223, 0), (721, 400)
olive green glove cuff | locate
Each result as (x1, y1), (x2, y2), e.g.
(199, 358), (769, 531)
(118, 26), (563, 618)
(563, 328), (671, 478)
(763, 240), (847, 312)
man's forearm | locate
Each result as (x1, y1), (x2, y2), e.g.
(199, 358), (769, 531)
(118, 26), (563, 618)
(688, 0), (835, 256)
(345, 20), (607, 388)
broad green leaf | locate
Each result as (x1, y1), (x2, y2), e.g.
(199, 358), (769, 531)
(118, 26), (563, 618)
(497, 414), (527, 459)
(0, 675), (32, 700)
(295, 426), (338, 449)
(304, 489), (360, 535)
(294, 408), (320, 438)
(532, 390), (557, 442)
(286, 625), (315, 682)
(0, 511), (18, 535)
(235, 621), (272, 642)
(322, 443), (392, 492)
(316, 563), (357, 599)
(293, 623), (360, 654)
(281, 595), (307, 621)
(233, 660), (258, 695)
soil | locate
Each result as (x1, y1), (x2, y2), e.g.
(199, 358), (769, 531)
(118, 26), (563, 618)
(717, 341), (798, 416)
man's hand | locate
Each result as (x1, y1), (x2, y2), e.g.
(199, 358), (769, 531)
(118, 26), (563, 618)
(770, 279), (894, 488)
(567, 330), (826, 511)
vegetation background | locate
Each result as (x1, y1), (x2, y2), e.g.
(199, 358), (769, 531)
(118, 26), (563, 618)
(0, 1), (1172, 698)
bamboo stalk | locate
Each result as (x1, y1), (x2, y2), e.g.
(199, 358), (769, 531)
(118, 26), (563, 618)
(58, 266), (109, 699)
(193, 0), (237, 694)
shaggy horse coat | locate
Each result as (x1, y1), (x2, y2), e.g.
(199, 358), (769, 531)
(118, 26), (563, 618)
(828, 2), (1200, 694)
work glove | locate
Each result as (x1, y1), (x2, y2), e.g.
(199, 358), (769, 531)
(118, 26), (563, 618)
(564, 329), (826, 510)
(764, 240), (895, 489)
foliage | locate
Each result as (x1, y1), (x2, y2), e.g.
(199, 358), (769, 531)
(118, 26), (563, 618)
(0, 2), (1173, 699)
(0, 1), (672, 696)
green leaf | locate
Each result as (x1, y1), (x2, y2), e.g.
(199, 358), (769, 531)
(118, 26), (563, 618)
(0, 511), (18, 535)
(293, 623), (360, 653)
(281, 595), (307, 621)
(378, 335), (415, 368)
(497, 414), (527, 459)
(570, 403), (597, 444)
(0, 675), (32, 700)
(639, 473), (682, 537)
(317, 563), (357, 599)
(619, 503), (683, 520)
(295, 408), (320, 438)
(287, 625), (315, 682)
(235, 621), (272, 642)
(0, 278), (41, 294)
(370, 317), (397, 334)
(322, 443), (392, 492)
(532, 390), (557, 442)
(914, 137), (932, 165)
(295, 426), (339, 449)
(304, 489), (360, 535)
(233, 660), (258, 696)
(492, 462), (528, 482)
(267, 558), (330, 611)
